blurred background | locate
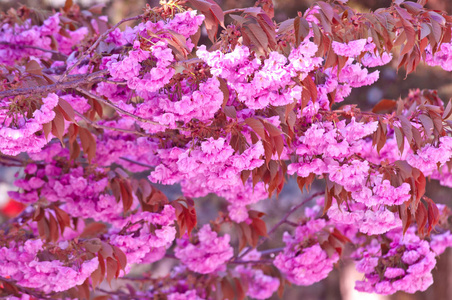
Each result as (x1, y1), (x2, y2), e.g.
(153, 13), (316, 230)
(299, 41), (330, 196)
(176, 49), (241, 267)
(0, 0), (452, 299)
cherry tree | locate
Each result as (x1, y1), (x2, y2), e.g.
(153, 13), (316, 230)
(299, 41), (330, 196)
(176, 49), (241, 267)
(1, 0), (452, 298)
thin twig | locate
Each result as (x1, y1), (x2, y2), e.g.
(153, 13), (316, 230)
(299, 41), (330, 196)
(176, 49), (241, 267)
(59, 14), (144, 82)
(75, 111), (149, 136)
(259, 247), (285, 255)
(0, 41), (67, 57)
(266, 191), (324, 237)
(235, 191), (324, 260)
(284, 220), (299, 227)
(119, 157), (155, 169)
(76, 88), (187, 131)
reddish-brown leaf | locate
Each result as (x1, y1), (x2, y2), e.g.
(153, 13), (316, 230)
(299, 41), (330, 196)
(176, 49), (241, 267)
(415, 203), (428, 236)
(442, 100), (452, 119)
(263, 140), (273, 166)
(399, 203), (412, 235)
(273, 135), (285, 159)
(79, 127), (96, 163)
(106, 257), (117, 285)
(218, 77), (229, 110)
(224, 106), (237, 119)
(33, 207), (45, 222)
(414, 169), (426, 204)
(69, 137), (81, 160)
(245, 118), (266, 141)
(37, 217), (51, 242)
(90, 264), (103, 288)
(80, 222), (107, 239)
(120, 181), (133, 212)
(323, 185), (334, 215)
(221, 278), (235, 300)
(394, 126), (405, 154)
(239, 222), (253, 247)
(187, 0), (223, 42)
(58, 98), (75, 122)
(48, 212), (59, 242)
(233, 278), (246, 300)
(398, 115), (413, 144)
(78, 279), (90, 300)
(241, 169), (251, 185)
(113, 246), (127, 271)
(53, 206), (71, 234)
(42, 121), (52, 140)
(294, 16), (310, 46)
(83, 238), (102, 253)
(426, 198), (440, 234)
(100, 242), (114, 259)
(263, 121), (284, 137)
(297, 174), (315, 193)
(372, 99), (397, 114)
(25, 60), (43, 76)
(51, 109), (65, 142)
(251, 217), (268, 237)
(419, 114), (433, 138)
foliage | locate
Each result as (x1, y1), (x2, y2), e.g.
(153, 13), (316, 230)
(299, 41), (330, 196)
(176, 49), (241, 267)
(1, 0), (452, 298)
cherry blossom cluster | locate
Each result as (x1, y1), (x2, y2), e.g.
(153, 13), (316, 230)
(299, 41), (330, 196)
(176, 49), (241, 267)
(150, 137), (266, 221)
(0, 239), (99, 293)
(425, 42), (452, 71)
(0, 13), (88, 64)
(110, 205), (176, 264)
(94, 119), (160, 172)
(8, 144), (126, 225)
(97, 10), (221, 134)
(197, 40), (319, 109)
(354, 228), (437, 295)
(0, 93), (59, 155)
(234, 250), (280, 299)
(174, 224), (233, 274)
(273, 218), (339, 285)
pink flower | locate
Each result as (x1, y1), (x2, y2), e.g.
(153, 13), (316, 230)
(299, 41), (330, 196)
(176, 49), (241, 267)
(174, 224), (233, 274)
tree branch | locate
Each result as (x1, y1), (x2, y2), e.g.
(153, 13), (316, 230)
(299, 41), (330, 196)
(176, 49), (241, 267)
(0, 70), (108, 98)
